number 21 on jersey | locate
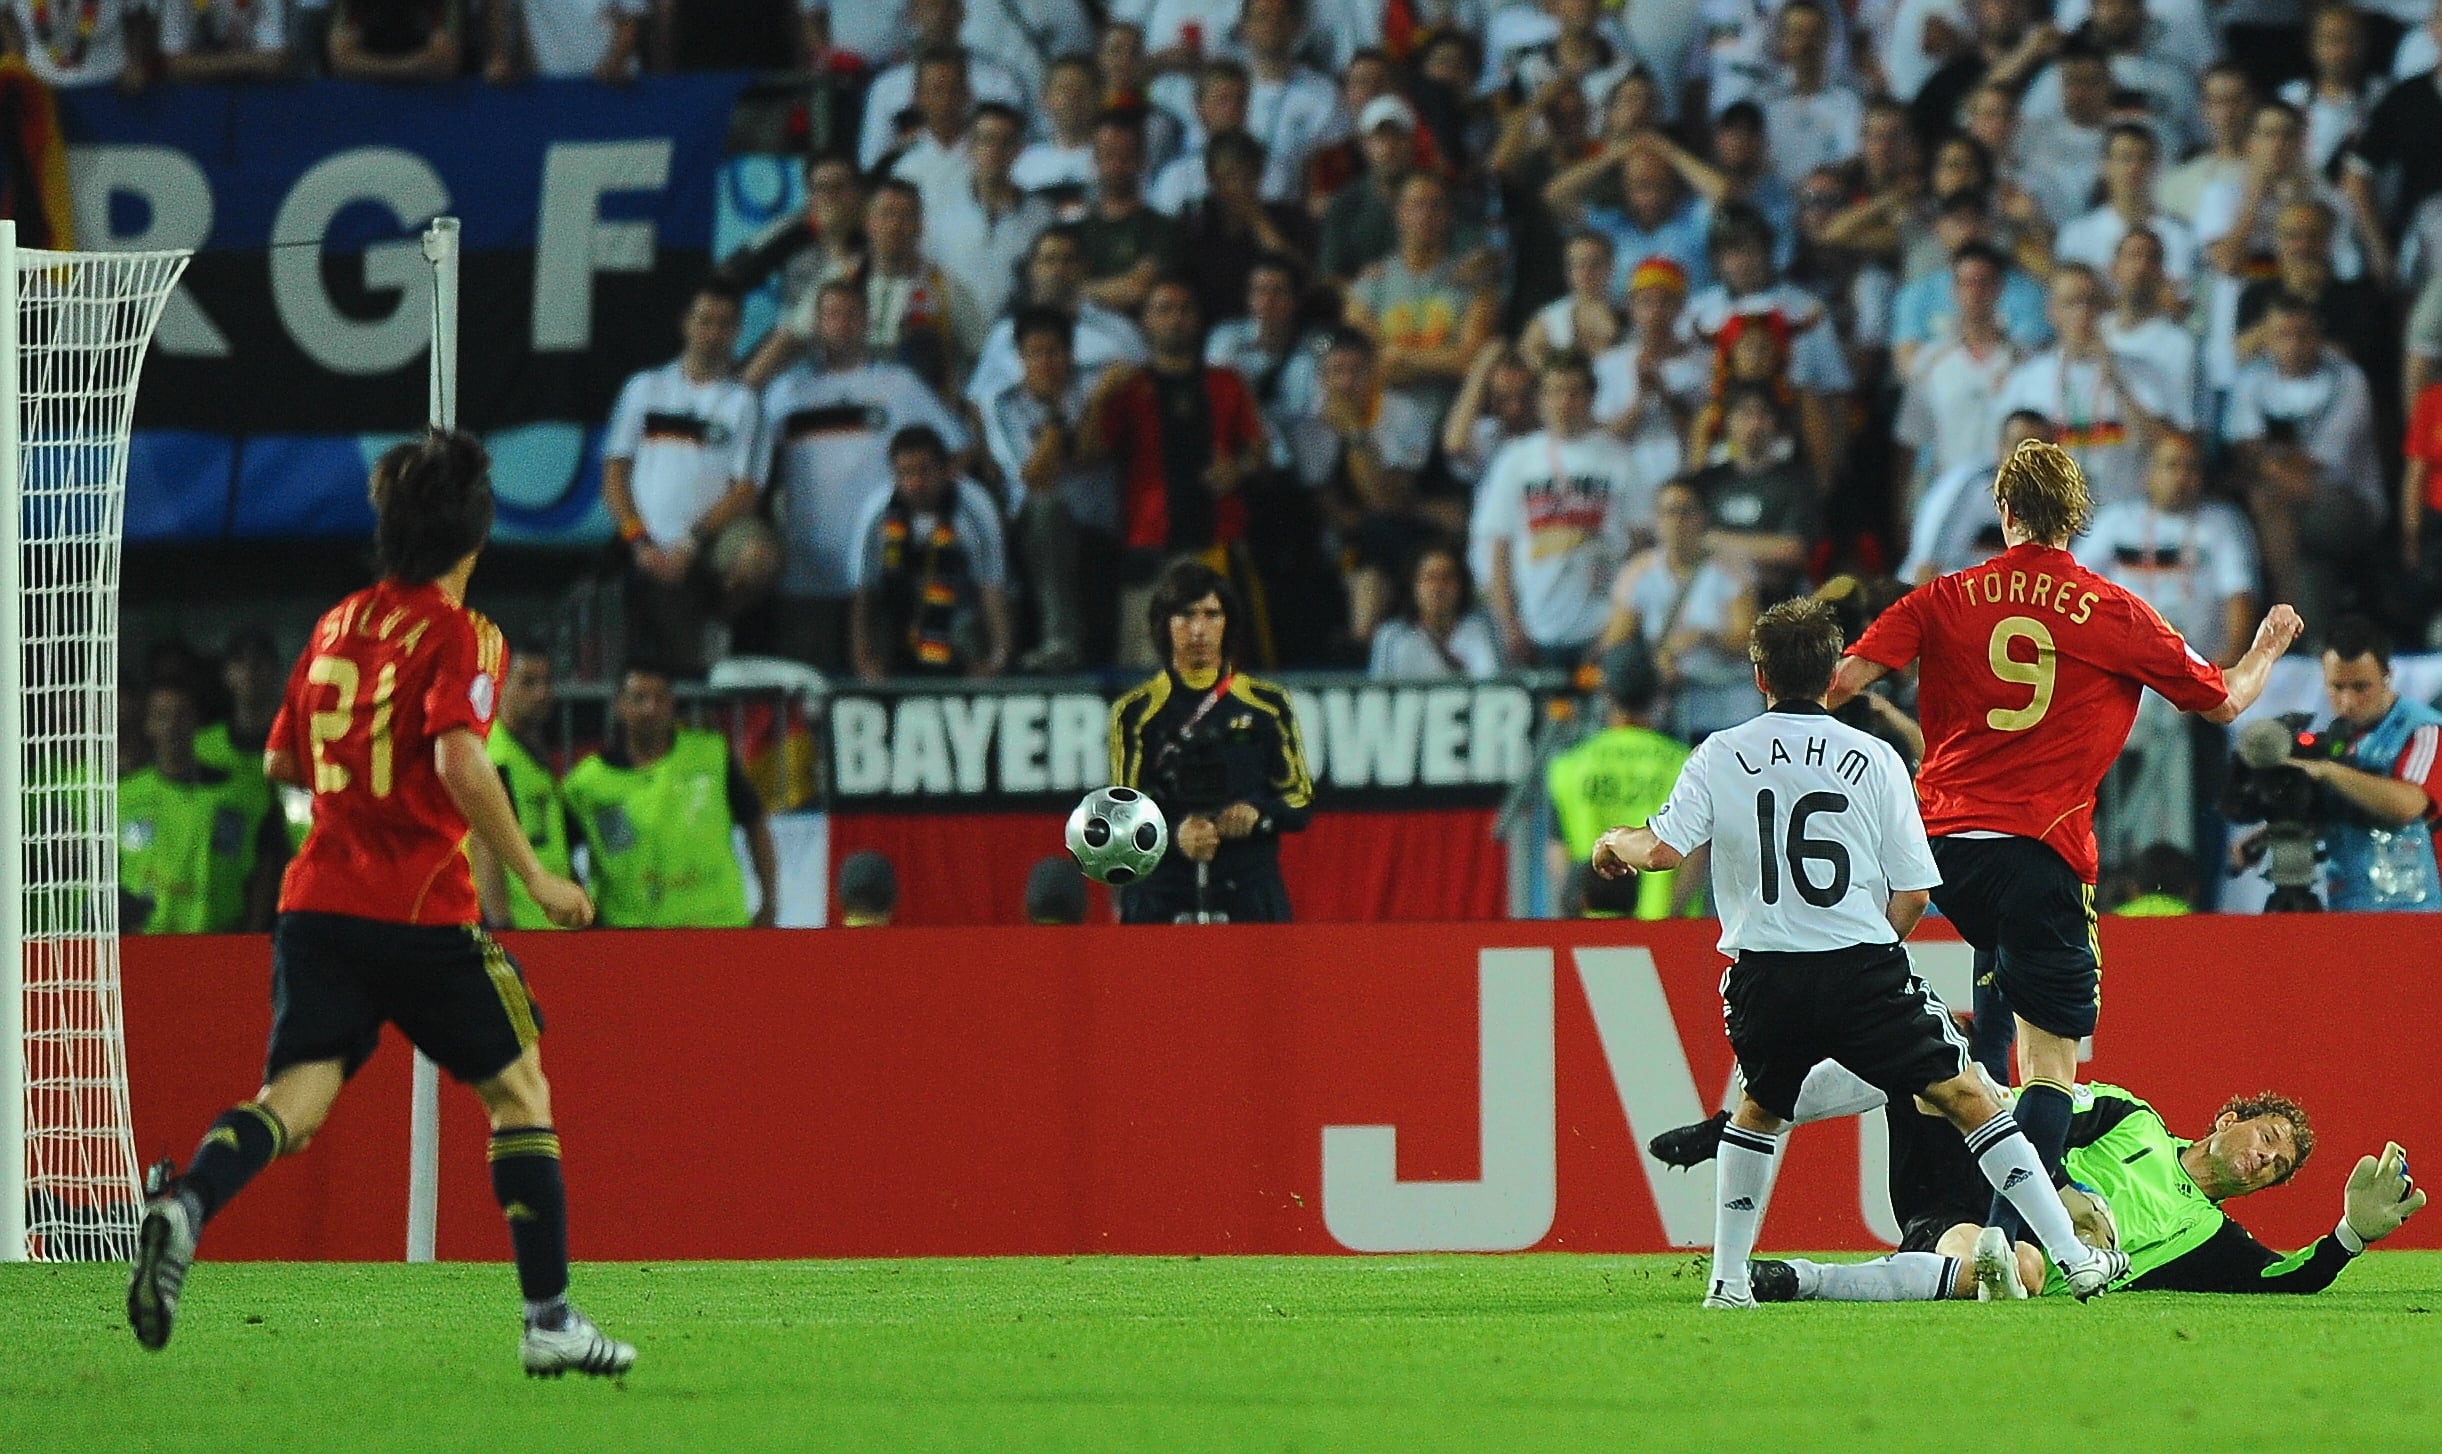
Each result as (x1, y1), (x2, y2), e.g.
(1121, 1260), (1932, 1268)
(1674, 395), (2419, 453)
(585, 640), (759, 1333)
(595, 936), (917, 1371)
(306, 655), (398, 797)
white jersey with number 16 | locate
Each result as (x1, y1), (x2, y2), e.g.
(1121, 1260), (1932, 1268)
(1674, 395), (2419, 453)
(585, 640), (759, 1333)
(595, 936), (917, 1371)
(1648, 705), (1940, 956)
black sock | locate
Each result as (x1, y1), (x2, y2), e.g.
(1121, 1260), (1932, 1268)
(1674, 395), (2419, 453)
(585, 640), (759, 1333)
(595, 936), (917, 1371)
(488, 1127), (570, 1318)
(1985, 1079), (2073, 1247)
(181, 1102), (286, 1224)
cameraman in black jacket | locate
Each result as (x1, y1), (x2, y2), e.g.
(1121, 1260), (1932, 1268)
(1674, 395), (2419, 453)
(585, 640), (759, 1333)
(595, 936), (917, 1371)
(1108, 561), (1313, 922)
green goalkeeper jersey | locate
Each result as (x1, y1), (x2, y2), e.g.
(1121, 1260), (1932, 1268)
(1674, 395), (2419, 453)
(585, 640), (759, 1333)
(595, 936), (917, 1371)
(2037, 1083), (2355, 1296)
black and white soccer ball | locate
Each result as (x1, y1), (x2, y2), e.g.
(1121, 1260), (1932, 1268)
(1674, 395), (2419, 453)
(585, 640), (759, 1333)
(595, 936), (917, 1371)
(1065, 787), (1168, 886)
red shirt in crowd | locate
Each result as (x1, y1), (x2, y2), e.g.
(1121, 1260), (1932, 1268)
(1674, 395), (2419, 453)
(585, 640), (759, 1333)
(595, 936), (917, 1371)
(270, 580), (507, 926)
(2407, 383), (2442, 511)
(1102, 364), (1264, 552)
(1849, 542), (2230, 882)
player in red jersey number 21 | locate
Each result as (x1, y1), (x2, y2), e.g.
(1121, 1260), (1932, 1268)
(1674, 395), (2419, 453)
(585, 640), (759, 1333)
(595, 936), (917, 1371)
(1829, 438), (2301, 1296)
(126, 431), (634, 1377)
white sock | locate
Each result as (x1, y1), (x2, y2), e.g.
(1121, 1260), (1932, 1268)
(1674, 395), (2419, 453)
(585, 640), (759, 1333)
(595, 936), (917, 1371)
(1784, 1253), (1957, 1302)
(1964, 1111), (2094, 1271)
(1710, 1122), (1781, 1296)
(1790, 1061), (1888, 1125)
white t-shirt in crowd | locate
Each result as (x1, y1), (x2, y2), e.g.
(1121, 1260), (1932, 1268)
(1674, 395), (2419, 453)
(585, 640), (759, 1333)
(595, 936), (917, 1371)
(2102, 314), (2200, 434)
(967, 302), (1150, 413)
(11, 0), (132, 85)
(977, 374), (1122, 533)
(924, 185), (1054, 343)
(857, 54), (1028, 171)
(1283, 392), (1437, 491)
(848, 477), (1009, 591)
(1991, 347), (2181, 511)
(1899, 456), (2009, 583)
(2224, 348), (2385, 517)
(1611, 548), (1756, 700)
(1368, 614), (1504, 679)
(1469, 429), (1653, 649)
(2075, 500), (2259, 661)
(2192, 173), (2362, 389)
(762, 360), (971, 599)
(160, 0), (287, 56)
(1649, 706), (1939, 955)
(802, 0), (906, 67)
(2052, 207), (2199, 290)
(1591, 340), (1712, 500)
(511, 0), (645, 76)
(1895, 335), (2021, 493)
(603, 360), (764, 549)
(1763, 83), (1866, 187)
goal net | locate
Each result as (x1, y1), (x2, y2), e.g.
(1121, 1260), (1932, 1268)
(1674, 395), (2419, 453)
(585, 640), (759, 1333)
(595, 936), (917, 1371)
(2, 223), (189, 1262)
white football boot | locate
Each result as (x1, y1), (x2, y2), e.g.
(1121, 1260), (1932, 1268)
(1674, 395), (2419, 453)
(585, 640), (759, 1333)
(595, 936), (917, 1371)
(521, 1307), (638, 1379)
(1972, 1224), (2029, 1302)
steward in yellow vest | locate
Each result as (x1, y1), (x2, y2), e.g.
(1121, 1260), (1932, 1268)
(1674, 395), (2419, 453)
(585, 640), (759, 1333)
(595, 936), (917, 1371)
(122, 679), (286, 933)
(561, 664), (779, 927)
(479, 650), (578, 929)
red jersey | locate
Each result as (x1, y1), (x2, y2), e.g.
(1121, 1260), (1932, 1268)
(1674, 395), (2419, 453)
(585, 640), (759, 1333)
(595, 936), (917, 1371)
(2407, 384), (2442, 510)
(1105, 366), (1264, 552)
(1849, 542), (2229, 882)
(269, 581), (507, 925)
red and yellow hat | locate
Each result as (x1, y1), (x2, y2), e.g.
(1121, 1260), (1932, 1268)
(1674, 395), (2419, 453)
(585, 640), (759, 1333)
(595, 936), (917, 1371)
(1628, 256), (1687, 294)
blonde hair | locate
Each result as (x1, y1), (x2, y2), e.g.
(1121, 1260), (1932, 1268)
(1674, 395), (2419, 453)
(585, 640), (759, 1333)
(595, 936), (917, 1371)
(1991, 438), (2092, 545)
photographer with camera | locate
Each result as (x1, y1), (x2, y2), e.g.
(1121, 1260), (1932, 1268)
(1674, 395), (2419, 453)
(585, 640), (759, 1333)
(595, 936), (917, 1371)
(2232, 616), (2442, 912)
(1107, 560), (1313, 923)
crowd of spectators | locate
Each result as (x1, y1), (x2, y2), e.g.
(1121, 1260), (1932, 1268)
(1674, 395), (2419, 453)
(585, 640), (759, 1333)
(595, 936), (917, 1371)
(91, 0), (2442, 919)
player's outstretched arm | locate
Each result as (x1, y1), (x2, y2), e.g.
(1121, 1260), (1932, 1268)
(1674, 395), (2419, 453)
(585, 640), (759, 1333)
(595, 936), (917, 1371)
(436, 729), (595, 929)
(2200, 604), (2305, 725)
(1591, 826), (1683, 878)
(1825, 656), (1890, 711)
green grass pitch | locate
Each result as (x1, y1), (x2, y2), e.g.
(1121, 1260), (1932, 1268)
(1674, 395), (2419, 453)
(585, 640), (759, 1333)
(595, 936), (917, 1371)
(6, 1254), (2441, 1452)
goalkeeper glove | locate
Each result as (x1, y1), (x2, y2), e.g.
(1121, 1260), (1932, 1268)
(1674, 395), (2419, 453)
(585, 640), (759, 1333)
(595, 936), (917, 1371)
(2337, 1142), (2426, 1254)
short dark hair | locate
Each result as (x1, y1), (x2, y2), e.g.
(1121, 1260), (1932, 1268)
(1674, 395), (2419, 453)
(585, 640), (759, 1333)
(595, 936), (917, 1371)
(914, 44), (969, 76)
(370, 430), (493, 585)
(1147, 559), (1245, 670)
(1012, 305), (1074, 351)
(1094, 105), (1149, 137)
(1716, 99), (1765, 132)
(691, 278), (744, 313)
(1324, 324), (1376, 357)
(1199, 57), (1250, 91)
(838, 850), (900, 919)
(1024, 856), (1087, 925)
(1706, 201), (1775, 258)
(1748, 596), (1845, 701)
(815, 276), (865, 313)
(1247, 251), (1302, 290)
(1951, 239), (2009, 274)
(2323, 614), (2390, 671)
(802, 149), (859, 183)
(888, 424), (951, 463)
(1207, 128), (1267, 172)
(1046, 51), (1098, 83)
(221, 625), (279, 668)
(1936, 185), (1992, 218)
(2263, 289), (2321, 326)
(871, 175), (924, 209)
(2055, 35), (2109, 69)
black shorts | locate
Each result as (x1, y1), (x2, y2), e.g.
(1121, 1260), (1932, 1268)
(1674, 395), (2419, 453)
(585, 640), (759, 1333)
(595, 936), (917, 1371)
(267, 911), (544, 1086)
(1722, 943), (1973, 1123)
(1929, 836), (2101, 1040)
(1884, 1101), (1991, 1252)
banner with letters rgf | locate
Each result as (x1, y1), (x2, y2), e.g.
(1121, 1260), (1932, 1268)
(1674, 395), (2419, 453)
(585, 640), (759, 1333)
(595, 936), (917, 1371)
(824, 677), (1550, 809)
(60, 75), (746, 544)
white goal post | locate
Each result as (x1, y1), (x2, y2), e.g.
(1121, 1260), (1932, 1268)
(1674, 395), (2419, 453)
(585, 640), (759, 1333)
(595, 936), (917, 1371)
(1, 221), (191, 1262)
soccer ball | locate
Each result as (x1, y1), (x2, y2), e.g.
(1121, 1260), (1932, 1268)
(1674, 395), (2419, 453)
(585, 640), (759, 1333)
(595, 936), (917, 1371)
(1065, 787), (1168, 886)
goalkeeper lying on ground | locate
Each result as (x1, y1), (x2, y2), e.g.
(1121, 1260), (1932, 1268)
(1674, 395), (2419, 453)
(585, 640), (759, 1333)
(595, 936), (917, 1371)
(1646, 1070), (2425, 1302)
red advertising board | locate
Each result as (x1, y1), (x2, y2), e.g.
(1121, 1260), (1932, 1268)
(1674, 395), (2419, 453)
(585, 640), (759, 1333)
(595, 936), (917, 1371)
(118, 916), (2436, 1262)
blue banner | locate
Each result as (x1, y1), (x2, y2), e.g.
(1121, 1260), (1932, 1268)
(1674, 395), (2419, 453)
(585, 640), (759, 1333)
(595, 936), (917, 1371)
(60, 74), (751, 544)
